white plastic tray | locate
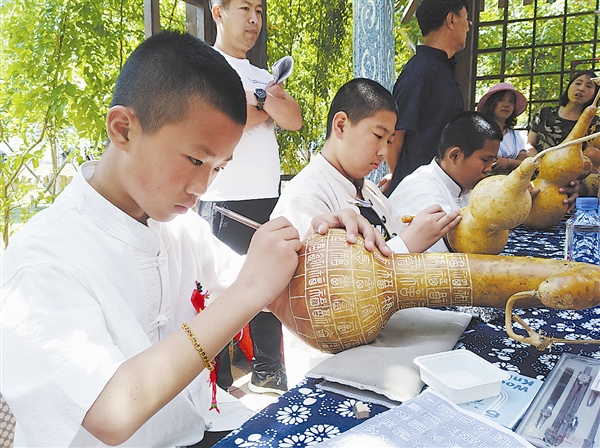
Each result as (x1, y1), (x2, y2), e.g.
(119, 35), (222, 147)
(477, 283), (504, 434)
(414, 350), (510, 404)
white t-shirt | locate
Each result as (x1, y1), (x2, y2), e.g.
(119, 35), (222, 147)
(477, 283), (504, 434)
(201, 50), (280, 201)
(1, 162), (253, 447)
(388, 158), (471, 252)
(271, 153), (409, 253)
(498, 128), (525, 159)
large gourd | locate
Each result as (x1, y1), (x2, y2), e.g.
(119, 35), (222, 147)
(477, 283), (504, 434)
(445, 157), (539, 254)
(523, 91), (600, 229)
(268, 229), (600, 354)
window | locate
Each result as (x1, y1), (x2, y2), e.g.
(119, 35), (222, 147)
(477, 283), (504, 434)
(475, 0), (599, 128)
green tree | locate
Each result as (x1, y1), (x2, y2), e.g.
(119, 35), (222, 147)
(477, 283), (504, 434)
(0, 0), (188, 248)
(267, 0), (353, 174)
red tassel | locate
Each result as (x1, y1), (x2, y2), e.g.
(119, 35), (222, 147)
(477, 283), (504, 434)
(234, 324), (254, 363)
(209, 358), (220, 413)
(190, 281), (220, 412)
(190, 281), (209, 312)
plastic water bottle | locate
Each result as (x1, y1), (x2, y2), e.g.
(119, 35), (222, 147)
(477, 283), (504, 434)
(564, 197), (600, 265)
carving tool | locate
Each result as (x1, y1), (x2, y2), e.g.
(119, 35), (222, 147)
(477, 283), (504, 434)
(214, 205), (261, 230)
(536, 367), (574, 428)
(544, 366), (593, 446)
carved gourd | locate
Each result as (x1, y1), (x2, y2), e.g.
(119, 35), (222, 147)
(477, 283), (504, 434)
(268, 229), (600, 354)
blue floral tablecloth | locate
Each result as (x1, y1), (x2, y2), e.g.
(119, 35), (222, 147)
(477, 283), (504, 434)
(214, 220), (600, 447)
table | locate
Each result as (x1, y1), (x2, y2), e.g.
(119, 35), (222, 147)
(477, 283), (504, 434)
(213, 221), (600, 448)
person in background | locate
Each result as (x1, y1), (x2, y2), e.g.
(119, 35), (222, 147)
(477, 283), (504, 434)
(477, 82), (529, 174)
(526, 69), (599, 154)
(1, 31), (386, 448)
(198, 0), (302, 396)
(380, 0), (470, 196)
(389, 112), (503, 252)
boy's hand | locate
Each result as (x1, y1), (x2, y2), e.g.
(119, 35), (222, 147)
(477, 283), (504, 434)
(237, 217), (302, 310)
(310, 209), (391, 256)
(401, 204), (461, 253)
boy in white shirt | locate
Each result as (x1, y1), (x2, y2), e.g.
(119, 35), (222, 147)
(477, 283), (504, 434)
(271, 78), (461, 253)
(389, 112), (502, 252)
(271, 78), (462, 381)
(389, 111), (579, 252)
(1, 32), (387, 447)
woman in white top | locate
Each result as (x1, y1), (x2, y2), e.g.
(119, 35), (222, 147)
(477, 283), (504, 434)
(477, 82), (528, 174)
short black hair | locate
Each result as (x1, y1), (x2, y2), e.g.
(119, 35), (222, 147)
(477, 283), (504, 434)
(558, 69), (599, 108)
(416, 0), (469, 37)
(110, 31), (246, 134)
(438, 111), (503, 159)
(325, 78), (397, 139)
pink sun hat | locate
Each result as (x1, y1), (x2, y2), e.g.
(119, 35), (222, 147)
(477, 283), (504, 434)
(477, 82), (528, 116)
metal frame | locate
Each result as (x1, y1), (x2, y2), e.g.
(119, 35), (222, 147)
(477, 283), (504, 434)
(473, 0), (599, 126)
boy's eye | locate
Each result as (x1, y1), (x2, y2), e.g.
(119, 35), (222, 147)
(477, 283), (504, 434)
(214, 166), (224, 173)
(374, 133), (383, 140)
(189, 157), (203, 167)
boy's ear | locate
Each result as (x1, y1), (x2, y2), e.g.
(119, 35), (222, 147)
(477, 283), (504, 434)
(332, 111), (348, 138)
(106, 106), (137, 151)
(446, 146), (463, 164)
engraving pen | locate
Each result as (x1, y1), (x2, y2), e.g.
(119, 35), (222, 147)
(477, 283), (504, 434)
(213, 205), (261, 229)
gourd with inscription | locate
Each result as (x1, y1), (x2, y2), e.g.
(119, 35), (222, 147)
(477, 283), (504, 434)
(268, 229), (600, 353)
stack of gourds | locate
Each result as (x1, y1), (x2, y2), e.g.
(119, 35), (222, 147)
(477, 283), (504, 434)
(448, 88), (600, 253)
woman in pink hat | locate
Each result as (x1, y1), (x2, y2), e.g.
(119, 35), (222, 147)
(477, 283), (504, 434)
(477, 82), (528, 174)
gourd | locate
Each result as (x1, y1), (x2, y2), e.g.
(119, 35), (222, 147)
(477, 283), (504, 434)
(268, 229), (600, 354)
(523, 90), (600, 229)
(583, 146), (600, 197)
(445, 157), (539, 254)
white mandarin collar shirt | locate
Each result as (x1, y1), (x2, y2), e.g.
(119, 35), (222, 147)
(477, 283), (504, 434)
(271, 153), (409, 253)
(388, 158), (471, 252)
(2, 162), (252, 447)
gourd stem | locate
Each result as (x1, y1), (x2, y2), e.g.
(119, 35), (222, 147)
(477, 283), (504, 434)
(594, 85), (600, 107)
(532, 130), (600, 163)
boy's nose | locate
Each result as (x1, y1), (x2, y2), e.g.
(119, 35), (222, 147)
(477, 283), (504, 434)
(190, 175), (212, 197)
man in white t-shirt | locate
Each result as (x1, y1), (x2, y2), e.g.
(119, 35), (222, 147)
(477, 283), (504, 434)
(199, 0), (302, 395)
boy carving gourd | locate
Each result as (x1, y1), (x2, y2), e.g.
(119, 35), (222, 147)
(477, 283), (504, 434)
(268, 230), (600, 354)
(445, 157), (539, 254)
(523, 89), (600, 229)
